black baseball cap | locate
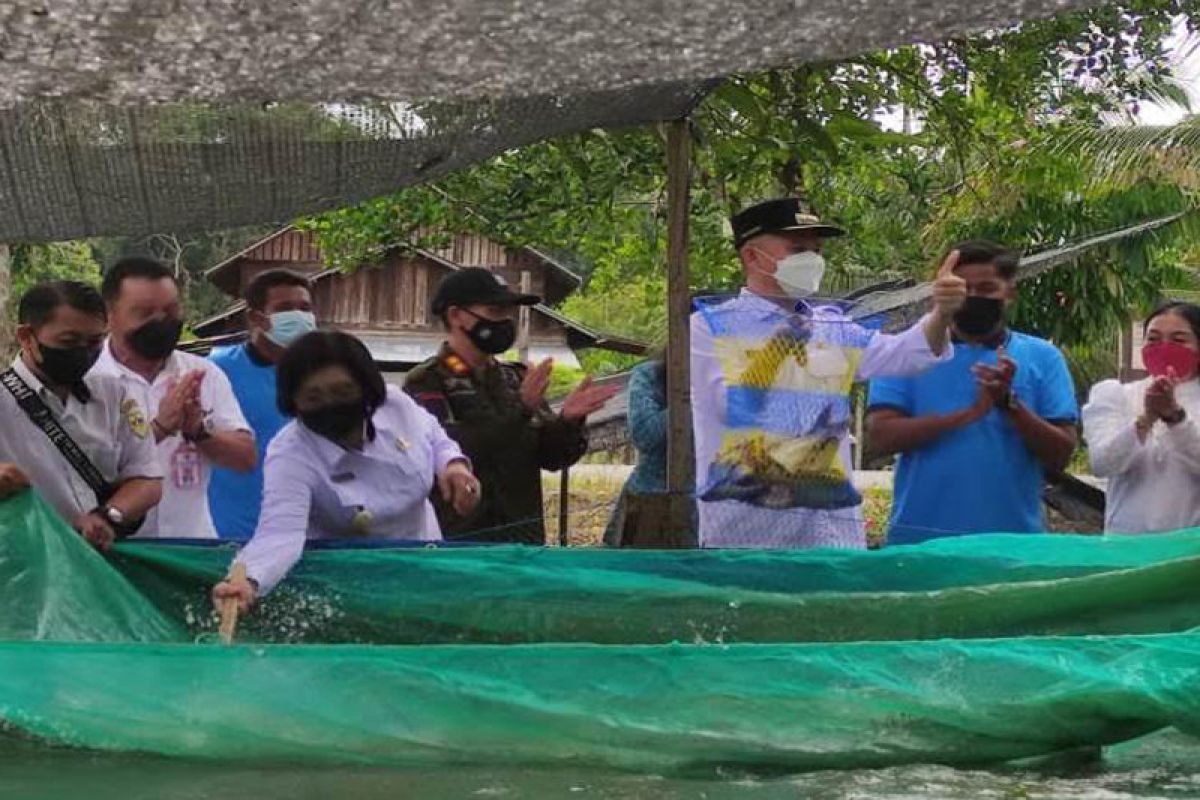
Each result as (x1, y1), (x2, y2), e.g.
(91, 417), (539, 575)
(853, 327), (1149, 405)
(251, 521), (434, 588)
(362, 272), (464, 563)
(431, 268), (541, 315)
(731, 198), (846, 249)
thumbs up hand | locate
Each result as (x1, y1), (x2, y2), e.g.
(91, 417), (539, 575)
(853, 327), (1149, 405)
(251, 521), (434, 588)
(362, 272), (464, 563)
(931, 250), (968, 322)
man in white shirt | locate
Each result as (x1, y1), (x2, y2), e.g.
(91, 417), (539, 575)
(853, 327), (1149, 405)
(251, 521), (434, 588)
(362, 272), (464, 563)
(91, 258), (255, 539)
(0, 281), (162, 548)
(690, 198), (967, 549)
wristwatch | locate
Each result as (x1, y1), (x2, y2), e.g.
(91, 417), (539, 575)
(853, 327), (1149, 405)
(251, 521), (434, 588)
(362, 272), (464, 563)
(1162, 407), (1188, 426)
(183, 421), (213, 443)
(96, 505), (124, 526)
(995, 389), (1017, 412)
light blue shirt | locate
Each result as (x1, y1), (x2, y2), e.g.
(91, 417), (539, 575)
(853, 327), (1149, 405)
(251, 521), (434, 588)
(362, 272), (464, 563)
(208, 343), (284, 538)
(235, 386), (466, 593)
(868, 330), (1078, 545)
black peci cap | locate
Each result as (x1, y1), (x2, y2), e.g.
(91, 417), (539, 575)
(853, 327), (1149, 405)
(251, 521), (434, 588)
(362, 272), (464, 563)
(431, 268), (541, 316)
(731, 198), (846, 249)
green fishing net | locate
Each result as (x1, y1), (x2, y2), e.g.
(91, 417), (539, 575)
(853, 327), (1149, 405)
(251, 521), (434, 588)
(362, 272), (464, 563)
(2, 490), (1200, 773)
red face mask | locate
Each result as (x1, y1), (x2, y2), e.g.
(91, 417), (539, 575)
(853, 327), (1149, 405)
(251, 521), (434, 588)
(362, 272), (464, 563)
(1142, 341), (1200, 380)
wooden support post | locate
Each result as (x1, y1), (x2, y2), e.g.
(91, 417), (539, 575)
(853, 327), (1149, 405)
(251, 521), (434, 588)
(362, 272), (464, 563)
(664, 119), (696, 547)
(0, 244), (11, 358)
(853, 387), (865, 472)
(1118, 316), (1134, 382)
(517, 271), (532, 362)
(558, 466), (570, 547)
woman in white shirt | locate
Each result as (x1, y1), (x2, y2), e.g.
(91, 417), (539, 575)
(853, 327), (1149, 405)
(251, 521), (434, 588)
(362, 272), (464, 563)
(1082, 302), (1200, 534)
(212, 332), (480, 610)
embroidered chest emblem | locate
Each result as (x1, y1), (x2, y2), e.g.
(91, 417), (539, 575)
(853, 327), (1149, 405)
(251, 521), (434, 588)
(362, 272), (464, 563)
(121, 398), (150, 439)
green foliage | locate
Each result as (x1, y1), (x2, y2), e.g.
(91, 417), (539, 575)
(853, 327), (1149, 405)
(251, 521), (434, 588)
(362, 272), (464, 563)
(9, 242), (102, 303)
(90, 227), (275, 325)
(297, 1), (1200, 379)
(547, 363), (587, 400)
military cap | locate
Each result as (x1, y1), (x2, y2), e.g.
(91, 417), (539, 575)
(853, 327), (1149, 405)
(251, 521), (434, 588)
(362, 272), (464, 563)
(432, 268), (541, 315)
(731, 198), (846, 248)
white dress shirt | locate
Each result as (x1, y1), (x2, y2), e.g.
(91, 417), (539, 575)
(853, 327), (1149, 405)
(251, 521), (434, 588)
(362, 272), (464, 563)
(91, 343), (250, 539)
(0, 357), (161, 525)
(1083, 378), (1200, 534)
(690, 290), (952, 549)
(236, 386), (466, 594)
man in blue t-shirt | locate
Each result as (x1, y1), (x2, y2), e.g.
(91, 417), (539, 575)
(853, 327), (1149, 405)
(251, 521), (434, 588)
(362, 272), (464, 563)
(866, 241), (1078, 545)
(207, 270), (316, 538)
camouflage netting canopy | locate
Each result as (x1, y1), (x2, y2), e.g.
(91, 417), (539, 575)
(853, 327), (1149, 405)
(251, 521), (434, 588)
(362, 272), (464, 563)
(0, 0), (1105, 241)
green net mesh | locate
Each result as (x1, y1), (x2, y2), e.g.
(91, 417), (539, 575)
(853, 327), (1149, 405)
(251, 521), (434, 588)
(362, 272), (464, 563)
(3, 490), (1200, 772)
(0, 0), (1110, 242)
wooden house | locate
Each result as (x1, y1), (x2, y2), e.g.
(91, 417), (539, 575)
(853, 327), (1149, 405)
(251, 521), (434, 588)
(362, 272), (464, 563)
(194, 226), (644, 369)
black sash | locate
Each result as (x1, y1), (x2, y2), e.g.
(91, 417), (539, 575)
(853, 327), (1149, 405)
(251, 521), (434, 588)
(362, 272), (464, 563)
(0, 368), (144, 537)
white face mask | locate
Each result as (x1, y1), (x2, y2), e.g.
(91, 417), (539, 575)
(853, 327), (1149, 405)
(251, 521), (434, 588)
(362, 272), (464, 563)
(767, 250), (826, 298)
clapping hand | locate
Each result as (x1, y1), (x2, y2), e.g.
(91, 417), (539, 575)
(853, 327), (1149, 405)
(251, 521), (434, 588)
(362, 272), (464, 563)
(1144, 368), (1183, 422)
(156, 370), (206, 437)
(972, 346), (1017, 408)
(519, 358), (555, 413)
(561, 376), (621, 422)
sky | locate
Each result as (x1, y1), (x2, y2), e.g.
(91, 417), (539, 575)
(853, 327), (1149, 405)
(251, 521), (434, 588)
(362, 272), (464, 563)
(1133, 18), (1199, 125)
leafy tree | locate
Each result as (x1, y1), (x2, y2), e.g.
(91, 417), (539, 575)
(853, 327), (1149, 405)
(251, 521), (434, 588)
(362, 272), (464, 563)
(9, 242), (103, 301)
(297, 2), (1200, 377)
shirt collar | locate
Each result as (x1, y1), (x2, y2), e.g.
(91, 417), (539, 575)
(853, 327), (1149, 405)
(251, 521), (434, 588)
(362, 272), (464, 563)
(298, 417), (389, 472)
(98, 338), (180, 386)
(439, 342), (491, 378)
(1176, 379), (1200, 401)
(11, 356), (46, 395)
(245, 339), (273, 367)
(11, 355), (90, 405)
(952, 327), (1011, 350)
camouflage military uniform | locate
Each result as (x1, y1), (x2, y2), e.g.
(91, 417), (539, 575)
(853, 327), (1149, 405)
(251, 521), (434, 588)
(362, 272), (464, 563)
(404, 345), (588, 543)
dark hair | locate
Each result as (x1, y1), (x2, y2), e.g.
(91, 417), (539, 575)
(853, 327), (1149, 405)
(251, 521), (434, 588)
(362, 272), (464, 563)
(276, 331), (387, 419)
(17, 280), (107, 329)
(951, 240), (1020, 280)
(1144, 301), (1200, 341)
(101, 257), (176, 303)
(245, 269), (312, 311)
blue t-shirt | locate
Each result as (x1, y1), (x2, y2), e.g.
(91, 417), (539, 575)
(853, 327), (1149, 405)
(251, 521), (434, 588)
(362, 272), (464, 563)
(867, 331), (1078, 545)
(207, 343), (287, 538)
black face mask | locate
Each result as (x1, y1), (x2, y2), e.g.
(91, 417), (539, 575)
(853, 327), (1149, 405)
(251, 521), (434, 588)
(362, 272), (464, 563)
(464, 313), (517, 355)
(300, 400), (368, 440)
(953, 296), (1005, 338)
(36, 341), (101, 387)
(128, 317), (183, 360)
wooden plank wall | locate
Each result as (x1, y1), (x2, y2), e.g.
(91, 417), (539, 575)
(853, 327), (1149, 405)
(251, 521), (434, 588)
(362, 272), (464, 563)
(231, 229), (566, 342)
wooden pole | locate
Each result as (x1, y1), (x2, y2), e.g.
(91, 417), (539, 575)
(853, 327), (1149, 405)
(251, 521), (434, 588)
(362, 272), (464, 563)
(558, 466), (570, 547)
(853, 388), (865, 471)
(1118, 316), (1134, 381)
(218, 562), (247, 645)
(517, 271), (532, 362)
(664, 119), (696, 547)
(0, 244), (12, 358)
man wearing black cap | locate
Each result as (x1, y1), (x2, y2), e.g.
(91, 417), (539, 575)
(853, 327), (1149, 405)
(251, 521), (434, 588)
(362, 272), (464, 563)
(690, 197), (967, 549)
(404, 268), (619, 543)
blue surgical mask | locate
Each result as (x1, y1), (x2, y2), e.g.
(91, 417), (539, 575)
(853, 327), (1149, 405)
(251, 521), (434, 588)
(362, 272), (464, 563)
(264, 310), (317, 347)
